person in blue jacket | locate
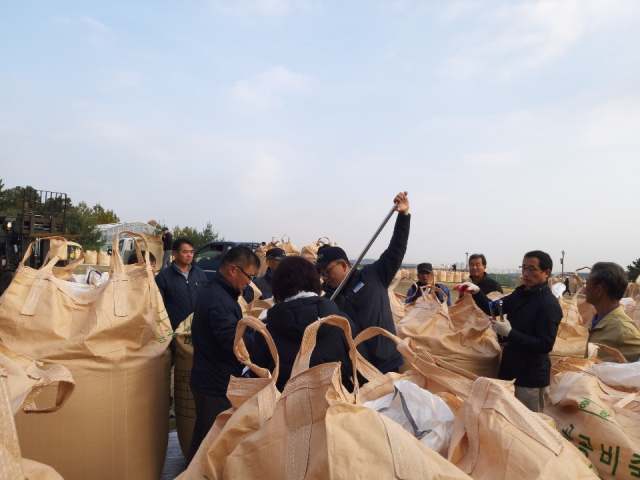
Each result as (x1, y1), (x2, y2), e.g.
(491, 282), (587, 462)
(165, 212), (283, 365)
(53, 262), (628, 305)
(318, 191), (410, 374)
(405, 262), (451, 306)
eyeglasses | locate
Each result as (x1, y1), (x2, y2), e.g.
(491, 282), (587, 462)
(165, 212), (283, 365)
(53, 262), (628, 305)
(319, 261), (342, 278)
(520, 266), (542, 273)
(234, 265), (253, 280)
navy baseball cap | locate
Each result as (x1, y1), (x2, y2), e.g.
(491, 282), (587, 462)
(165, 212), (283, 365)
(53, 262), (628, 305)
(266, 248), (285, 260)
(417, 262), (433, 273)
(316, 246), (348, 270)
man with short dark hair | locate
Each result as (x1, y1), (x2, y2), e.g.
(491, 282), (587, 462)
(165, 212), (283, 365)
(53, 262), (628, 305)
(459, 250), (562, 412)
(155, 237), (207, 331)
(405, 262), (451, 306)
(317, 191), (410, 374)
(187, 246), (260, 464)
(161, 227), (173, 270)
(468, 253), (503, 297)
(128, 251), (157, 275)
(586, 262), (640, 362)
(253, 247), (285, 300)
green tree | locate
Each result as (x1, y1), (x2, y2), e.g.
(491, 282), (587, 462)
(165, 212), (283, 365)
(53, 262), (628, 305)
(172, 222), (222, 249)
(66, 202), (121, 251)
(91, 204), (120, 224)
(627, 259), (640, 282)
(0, 184), (36, 215)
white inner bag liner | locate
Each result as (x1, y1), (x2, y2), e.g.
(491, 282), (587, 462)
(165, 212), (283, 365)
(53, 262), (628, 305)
(588, 361), (640, 389)
(363, 379), (454, 456)
(68, 270), (110, 295)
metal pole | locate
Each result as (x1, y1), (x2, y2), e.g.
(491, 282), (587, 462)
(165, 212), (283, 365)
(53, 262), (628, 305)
(465, 252), (469, 270)
(330, 203), (399, 301)
(561, 250), (565, 275)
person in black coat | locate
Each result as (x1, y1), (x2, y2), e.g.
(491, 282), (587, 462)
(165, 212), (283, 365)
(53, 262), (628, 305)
(250, 256), (355, 392)
(187, 246), (261, 464)
(459, 250), (562, 412)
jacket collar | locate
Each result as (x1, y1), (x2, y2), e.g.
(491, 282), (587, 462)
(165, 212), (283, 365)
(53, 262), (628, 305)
(591, 305), (625, 331)
(170, 262), (193, 275)
(212, 271), (241, 299)
(516, 282), (549, 295)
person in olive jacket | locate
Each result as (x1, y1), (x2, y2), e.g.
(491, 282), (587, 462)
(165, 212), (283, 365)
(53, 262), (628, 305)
(250, 256), (355, 392)
(585, 262), (640, 362)
(459, 250), (562, 412)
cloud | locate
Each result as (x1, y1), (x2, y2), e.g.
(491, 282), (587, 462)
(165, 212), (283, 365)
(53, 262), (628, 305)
(80, 14), (111, 34)
(102, 70), (143, 92)
(208, 0), (313, 17)
(438, 0), (640, 80)
(579, 95), (640, 148)
(464, 152), (523, 167)
(228, 66), (312, 111)
(52, 16), (72, 27)
(242, 152), (285, 200)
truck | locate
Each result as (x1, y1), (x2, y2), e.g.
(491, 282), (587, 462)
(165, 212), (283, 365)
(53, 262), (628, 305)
(193, 240), (264, 280)
(108, 233), (164, 266)
(0, 189), (69, 294)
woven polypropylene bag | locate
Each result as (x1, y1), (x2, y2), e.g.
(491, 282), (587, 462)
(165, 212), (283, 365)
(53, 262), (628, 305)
(0, 343), (74, 480)
(0, 233), (172, 480)
(397, 291), (501, 378)
(220, 316), (472, 479)
(448, 376), (597, 479)
(177, 316), (280, 479)
(545, 370), (640, 480)
(549, 285), (590, 364)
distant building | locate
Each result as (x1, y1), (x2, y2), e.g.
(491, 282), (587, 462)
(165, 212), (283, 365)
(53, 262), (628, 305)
(96, 222), (157, 250)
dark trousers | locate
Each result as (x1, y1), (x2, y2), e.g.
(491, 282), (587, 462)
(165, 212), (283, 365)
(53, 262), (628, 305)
(186, 390), (232, 465)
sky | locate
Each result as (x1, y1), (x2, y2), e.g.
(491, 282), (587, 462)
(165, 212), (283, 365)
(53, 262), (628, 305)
(2, 0), (640, 272)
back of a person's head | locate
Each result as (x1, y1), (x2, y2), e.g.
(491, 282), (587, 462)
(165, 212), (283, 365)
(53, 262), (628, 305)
(591, 262), (628, 300)
(220, 245), (260, 270)
(127, 251), (156, 265)
(272, 256), (322, 304)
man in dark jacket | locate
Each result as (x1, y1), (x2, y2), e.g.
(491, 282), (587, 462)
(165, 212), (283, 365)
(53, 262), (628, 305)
(405, 262), (451, 306)
(161, 227), (173, 270)
(460, 250), (561, 412)
(468, 253), (503, 298)
(317, 191), (410, 374)
(155, 237), (207, 331)
(187, 246), (260, 464)
(253, 247), (285, 300)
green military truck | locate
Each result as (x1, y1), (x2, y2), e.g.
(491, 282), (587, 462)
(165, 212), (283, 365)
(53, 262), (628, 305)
(0, 189), (69, 294)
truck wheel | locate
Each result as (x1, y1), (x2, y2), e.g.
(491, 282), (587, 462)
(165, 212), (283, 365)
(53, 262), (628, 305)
(0, 271), (14, 296)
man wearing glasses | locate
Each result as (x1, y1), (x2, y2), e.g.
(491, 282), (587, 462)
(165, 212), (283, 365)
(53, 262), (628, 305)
(316, 191), (410, 374)
(187, 246), (260, 464)
(458, 250), (562, 412)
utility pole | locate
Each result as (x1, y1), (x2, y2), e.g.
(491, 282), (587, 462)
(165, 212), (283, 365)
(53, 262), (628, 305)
(465, 252), (469, 270)
(561, 250), (565, 275)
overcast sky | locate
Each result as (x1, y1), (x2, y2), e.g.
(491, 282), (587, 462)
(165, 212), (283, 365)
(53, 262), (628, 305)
(2, 1), (640, 271)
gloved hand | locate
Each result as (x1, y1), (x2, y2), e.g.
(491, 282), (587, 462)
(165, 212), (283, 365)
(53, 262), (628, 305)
(455, 282), (480, 296)
(491, 318), (512, 337)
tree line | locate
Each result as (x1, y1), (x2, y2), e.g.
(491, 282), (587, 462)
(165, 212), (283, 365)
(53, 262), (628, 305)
(0, 180), (222, 251)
